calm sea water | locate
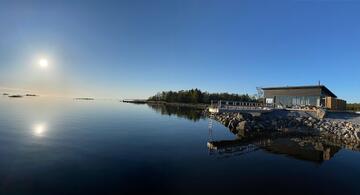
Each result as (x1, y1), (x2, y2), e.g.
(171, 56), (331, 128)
(1, 97), (360, 195)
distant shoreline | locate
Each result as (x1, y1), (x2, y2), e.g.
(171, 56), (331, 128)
(74, 98), (95, 101)
(122, 100), (208, 109)
(3, 93), (38, 98)
(8, 95), (23, 98)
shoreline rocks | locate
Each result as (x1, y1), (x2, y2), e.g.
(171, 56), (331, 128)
(208, 110), (360, 145)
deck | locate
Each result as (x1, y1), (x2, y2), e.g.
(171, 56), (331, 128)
(208, 100), (272, 113)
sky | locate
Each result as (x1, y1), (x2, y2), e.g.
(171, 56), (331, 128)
(0, 0), (359, 102)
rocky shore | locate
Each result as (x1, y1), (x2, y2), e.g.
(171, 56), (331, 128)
(209, 110), (360, 147)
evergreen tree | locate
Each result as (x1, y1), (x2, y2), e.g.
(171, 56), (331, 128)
(148, 89), (257, 104)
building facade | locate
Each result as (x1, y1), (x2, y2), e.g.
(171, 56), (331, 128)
(262, 85), (346, 110)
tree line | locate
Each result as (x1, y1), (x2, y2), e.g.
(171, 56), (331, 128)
(148, 89), (257, 104)
(347, 103), (360, 111)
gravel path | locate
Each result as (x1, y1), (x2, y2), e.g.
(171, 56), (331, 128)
(326, 112), (360, 124)
(261, 110), (360, 124)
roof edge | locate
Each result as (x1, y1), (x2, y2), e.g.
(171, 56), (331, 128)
(261, 85), (337, 98)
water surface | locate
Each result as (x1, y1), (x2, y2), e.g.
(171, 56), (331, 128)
(1, 97), (360, 194)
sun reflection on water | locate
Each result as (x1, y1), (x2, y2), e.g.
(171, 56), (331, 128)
(32, 123), (47, 137)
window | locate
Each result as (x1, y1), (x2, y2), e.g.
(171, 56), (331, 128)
(276, 96), (320, 107)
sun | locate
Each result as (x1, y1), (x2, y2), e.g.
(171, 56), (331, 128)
(39, 58), (49, 68)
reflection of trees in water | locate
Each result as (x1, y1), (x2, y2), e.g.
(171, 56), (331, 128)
(147, 103), (205, 122)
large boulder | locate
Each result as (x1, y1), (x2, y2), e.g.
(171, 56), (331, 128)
(250, 112), (262, 118)
(236, 121), (249, 137)
(228, 119), (239, 130)
(223, 118), (230, 127)
(236, 121), (247, 131)
(316, 108), (327, 119)
(240, 113), (253, 121)
(234, 113), (244, 121)
(355, 131), (360, 141)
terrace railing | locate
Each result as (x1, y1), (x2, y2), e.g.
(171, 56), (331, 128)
(210, 100), (270, 112)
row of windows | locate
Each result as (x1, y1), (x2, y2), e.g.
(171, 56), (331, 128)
(275, 96), (320, 107)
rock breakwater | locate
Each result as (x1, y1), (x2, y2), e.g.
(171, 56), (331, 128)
(210, 111), (360, 145)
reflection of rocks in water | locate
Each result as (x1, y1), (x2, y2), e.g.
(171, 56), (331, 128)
(211, 111), (360, 150)
(263, 136), (340, 162)
(207, 132), (347, 163)
(147, 103), (205, 122)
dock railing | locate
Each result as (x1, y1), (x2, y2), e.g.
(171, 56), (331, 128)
(209, 100), (271, 112)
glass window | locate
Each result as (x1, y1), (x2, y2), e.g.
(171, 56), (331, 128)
(275, 96), (320, 107)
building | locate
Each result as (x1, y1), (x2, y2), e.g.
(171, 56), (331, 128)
(262, 85), (346, 110)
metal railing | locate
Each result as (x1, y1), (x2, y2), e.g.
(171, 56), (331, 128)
(210, 100), (269, 111)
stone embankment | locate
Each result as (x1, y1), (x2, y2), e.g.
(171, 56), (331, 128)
(210, 110), (360, 145)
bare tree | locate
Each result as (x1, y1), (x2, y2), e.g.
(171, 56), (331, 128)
(256, 87), (264, 100)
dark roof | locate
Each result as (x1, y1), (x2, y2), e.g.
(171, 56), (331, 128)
(262, 85), (337, 98)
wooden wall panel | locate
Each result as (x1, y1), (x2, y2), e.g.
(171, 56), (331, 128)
(264, 88), (322, 97)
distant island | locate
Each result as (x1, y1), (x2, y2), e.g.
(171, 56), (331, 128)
(123, 89), (258, 109)
(8, 95), (23, 98)
(147, 89), (257, 104)
(74, 98), (95, 100)
(4, 93), (38, 98)
(25, 94), (37, 97)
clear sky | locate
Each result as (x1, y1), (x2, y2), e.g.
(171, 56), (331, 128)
(0, 0), (359, 102)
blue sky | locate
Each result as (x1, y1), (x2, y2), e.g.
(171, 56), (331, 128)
(0, 0), (359, 102)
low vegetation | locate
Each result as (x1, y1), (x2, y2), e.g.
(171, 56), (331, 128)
(148, 89), (257, 104)
(347, 103), (360, 111)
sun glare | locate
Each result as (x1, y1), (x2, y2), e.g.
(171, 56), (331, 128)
(39, 58), (49, 68)
(33, 123), (47, 137)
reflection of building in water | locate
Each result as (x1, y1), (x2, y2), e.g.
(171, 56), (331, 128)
(261, 137), (340, 162)
(208, 134), (341, 163)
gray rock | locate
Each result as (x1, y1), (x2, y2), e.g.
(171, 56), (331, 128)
(211, 110), (360, 143)
(242, 113), (253, 120)
(257, 123), (265, 130)
(228, 119), (239, 129)
(223, 118), (230, 126)
(271, 120), (277, 127)
(316, 108), (327, 119)
(235, 113), (244, 121)
(237, 121), (248, 131)
(295, 117), (303, 122)
(356, 132), (360, 140)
